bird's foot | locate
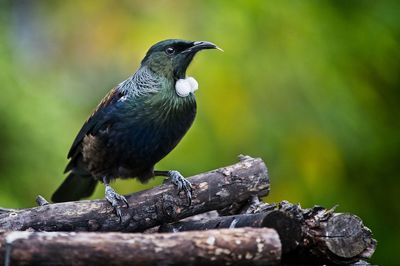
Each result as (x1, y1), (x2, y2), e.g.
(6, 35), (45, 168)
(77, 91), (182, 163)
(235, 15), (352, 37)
(165, 170), (193, 206)
(105, 185), (129, 221)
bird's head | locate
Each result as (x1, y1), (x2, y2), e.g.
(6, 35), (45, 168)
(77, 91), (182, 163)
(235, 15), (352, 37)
(141, 39), (221, 80)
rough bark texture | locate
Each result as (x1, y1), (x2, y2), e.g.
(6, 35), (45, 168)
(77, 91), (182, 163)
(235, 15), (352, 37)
(242, 199), (376, 265)
(0, 157), (269, 232)
(159, 213), (272, 232)
(0, 228), (281, 266)
(159, 201), (376, 265)
(0, 210), (13, 216)
(0, 157), (377, 265)
(159, 201), (376, 264)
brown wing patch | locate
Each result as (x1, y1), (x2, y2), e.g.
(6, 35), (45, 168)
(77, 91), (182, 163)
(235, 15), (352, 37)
(81, 134), (107, 176)
(67, 87), (126, 159)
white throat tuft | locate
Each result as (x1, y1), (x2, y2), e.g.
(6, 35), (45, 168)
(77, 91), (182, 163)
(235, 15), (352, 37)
(175, 77), (198, 97)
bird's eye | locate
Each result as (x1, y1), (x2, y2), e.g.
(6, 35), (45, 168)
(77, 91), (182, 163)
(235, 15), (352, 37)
(165, 47), (175, 55)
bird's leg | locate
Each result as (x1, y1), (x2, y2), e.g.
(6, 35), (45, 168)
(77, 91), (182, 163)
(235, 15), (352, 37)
(154, 170), (193, 205)
(103, 177), (129, 221)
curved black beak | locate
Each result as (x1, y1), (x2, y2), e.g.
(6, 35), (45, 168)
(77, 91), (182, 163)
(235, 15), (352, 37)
(182, 41), (223, 54)
(174, 40), (222, 79)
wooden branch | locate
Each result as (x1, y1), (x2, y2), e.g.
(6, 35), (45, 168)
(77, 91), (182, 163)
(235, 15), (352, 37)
(0, 209), (15, 216)
(0, 228), (281, 266)
(159, 201), (376, 265)
(0, 156), (377, 264)
(0, 156), (269, 232)
(159, 213), (270, 232)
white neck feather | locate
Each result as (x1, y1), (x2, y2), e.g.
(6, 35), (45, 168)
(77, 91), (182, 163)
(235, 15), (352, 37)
(175, 77), (198, 97)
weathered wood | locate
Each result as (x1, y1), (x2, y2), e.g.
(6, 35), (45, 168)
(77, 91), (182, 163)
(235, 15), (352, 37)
(0, 157), (269, 232)
(0, 156), (376, 264)
(0, 209), (14, 216)
(158, 207), (302, 255)
(0, 228), (281, 266)
(159, 201), (376, 265)
(159, 213), (271, 232)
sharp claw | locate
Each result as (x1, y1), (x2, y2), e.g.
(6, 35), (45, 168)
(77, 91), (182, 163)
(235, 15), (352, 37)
(116, 208), (122, 222)
(122, 196), (129, 208)
(188, 196), (192, 206)
(104, 185), (129, 222)
(185, 186), (192, 205)
(167, 171), (193, 206)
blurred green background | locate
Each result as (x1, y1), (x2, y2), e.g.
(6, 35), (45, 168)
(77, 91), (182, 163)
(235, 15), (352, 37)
(0, 0), (399, 264)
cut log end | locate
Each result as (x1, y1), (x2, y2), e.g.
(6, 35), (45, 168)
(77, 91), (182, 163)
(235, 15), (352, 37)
(324, 213), (377, 260)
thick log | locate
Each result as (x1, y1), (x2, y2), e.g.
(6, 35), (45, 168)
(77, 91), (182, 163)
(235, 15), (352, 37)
(0, 228), (281, 266)
(159, 201), (376, 265)
(0, 156), (269, 232)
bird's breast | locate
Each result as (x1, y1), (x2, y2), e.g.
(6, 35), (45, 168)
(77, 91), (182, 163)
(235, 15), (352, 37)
(110, 93), (196, 167)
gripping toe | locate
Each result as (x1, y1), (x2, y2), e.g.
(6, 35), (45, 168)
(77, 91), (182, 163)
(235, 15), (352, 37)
(105, 185), (129, 222)
(168, 170), (193, 206)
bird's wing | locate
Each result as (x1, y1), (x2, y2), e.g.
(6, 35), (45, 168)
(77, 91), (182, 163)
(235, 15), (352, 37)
(67, 87), (126, 159)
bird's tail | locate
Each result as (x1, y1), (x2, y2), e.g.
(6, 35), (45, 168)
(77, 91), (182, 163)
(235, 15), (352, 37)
(51, 172), (98, 202)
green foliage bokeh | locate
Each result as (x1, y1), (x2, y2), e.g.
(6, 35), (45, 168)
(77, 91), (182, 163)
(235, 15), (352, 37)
(0, 1), (399, 264)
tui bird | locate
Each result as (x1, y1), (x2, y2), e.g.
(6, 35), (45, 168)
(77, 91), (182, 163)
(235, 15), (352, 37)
(52, 39), (220, 218)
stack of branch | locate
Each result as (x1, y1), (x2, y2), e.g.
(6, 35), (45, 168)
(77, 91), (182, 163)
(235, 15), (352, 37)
(0, 156), (376, 265)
